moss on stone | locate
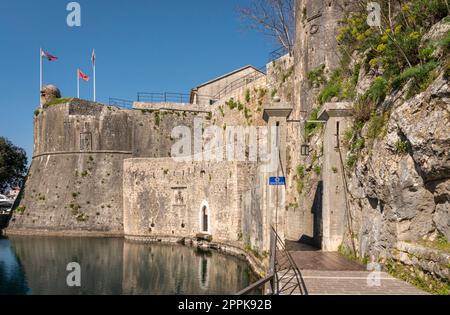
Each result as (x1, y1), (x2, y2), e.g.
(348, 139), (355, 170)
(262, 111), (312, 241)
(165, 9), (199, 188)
(43, 98), (74, 109)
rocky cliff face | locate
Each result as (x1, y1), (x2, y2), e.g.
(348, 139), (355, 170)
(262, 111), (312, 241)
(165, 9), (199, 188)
(289, 0), (449, 292)
(337, 17), (450, 291)
(345, 72), (449, 259)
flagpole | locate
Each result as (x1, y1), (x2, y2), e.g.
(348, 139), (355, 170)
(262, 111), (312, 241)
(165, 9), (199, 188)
(77, 69), (80, 99)
(40, 48), (43, 107)
(92, 49), (96, 102)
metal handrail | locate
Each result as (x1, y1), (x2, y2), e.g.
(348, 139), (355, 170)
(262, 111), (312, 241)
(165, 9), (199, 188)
(213, 66), (267, 101)
(271, 226), (308, 295)
(136, 92), (215, 105)
(137, 92), (190, 103)
(236, 274), (274, 296)
(269, 46), (290, 61)
(108, 98), (134, 109)
(237, 226), (307, 295)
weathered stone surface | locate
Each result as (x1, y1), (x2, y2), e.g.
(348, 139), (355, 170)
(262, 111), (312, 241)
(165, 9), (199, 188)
(421, 20), (450, 59)
(395, 241), (450, 282)
(345, 55), (450, 268)
(40, 85), (61, 105)
(346, 74), (450, 261)
(392, 75), (450, 182)
(123, 159), (269, 256)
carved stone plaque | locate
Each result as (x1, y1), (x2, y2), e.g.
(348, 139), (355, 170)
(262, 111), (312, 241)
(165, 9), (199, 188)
(172, 187), (187, 206)
(80, 132), (92, 152)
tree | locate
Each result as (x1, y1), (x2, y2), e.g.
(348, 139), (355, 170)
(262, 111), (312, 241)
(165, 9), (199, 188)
(0, 137), (27, 193)
(239, 0), (295, 54)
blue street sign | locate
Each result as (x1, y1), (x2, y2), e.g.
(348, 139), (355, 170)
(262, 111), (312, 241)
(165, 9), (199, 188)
(269, 177), (286, 186)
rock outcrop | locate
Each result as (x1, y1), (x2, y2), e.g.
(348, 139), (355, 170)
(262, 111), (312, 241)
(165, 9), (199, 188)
(346, 73), (449, 263)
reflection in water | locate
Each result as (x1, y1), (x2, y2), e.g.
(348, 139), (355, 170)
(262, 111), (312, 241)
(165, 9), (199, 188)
(199, 257), (209, 290)
(0, 237), (258, 295)
(0, 238), (30, 295)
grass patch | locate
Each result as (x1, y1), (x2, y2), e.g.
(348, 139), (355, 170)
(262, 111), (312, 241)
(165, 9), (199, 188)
(385, 260), (449, 295)
(244, 243), (262, 259)
(338, 244), (368, 265)
(296, 165), (306, 194)
(245, 89), (251, 103)
(307, 64), (326, 86)
(154, 111), (161, 127)
(395, 140), (408, 155)
(392, 61), (438, 98)
(314, 165), (322, 176)
(43, 98), (74, 108)
(365, 77), (388, 105)
(352, 138), (365, 151)
(15, 206), (26, 215)
(346, 154), (358, 170)
(281, 66), (294, 83)
(305, 107), (322, 138)
(69, 203), (81, 213)
(226, 98), (243, 111)
(416, 236), (450, 253)
(367, 112), (389, 140)
(318, 82), (341, 105)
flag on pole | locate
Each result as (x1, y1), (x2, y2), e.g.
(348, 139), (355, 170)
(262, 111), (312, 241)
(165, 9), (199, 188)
(79, 69), (90, 82)
(41, 50), (58, 61)
(40, 48), (58, 107)
(77, 69), (90, 99)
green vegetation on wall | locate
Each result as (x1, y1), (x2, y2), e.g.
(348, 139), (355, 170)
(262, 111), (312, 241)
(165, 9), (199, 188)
(296, 165), (306, 193)
(43, 98), (74, 108)
(334, 0), (449, 168)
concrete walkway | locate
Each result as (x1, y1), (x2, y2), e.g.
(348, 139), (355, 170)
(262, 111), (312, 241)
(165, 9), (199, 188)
(283, 242), (427, 295)
(298, 270), (428, 295)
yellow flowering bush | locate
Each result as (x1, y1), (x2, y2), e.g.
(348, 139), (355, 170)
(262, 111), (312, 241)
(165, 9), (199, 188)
(376, 43), (387, 52)
(409, 32), (421, 40)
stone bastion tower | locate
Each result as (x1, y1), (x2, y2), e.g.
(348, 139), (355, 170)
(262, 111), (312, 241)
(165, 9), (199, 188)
(9, 99), (133, 235)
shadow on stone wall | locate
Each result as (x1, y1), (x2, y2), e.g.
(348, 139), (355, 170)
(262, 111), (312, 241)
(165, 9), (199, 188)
(297, 181), (323, 249)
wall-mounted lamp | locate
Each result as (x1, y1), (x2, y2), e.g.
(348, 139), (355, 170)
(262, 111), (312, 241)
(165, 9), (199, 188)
(301, 144), (311, 156)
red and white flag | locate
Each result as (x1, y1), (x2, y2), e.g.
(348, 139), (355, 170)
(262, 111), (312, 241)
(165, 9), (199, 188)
(41, 50), (58, 61)
(78, 69), (90, 82)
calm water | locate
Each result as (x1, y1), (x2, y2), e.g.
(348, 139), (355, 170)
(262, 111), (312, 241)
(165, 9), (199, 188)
(0, 236), (258, 295)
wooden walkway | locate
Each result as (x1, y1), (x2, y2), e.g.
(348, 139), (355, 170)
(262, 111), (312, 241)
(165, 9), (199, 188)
(283, 241), (427, 295)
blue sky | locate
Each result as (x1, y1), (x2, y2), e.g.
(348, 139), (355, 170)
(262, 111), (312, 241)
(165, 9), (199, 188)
(0, 0), (273, 160)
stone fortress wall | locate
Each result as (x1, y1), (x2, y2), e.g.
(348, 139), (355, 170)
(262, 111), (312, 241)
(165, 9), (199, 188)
(8, 59), (282, 271)
(123, 159), (263, 248)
